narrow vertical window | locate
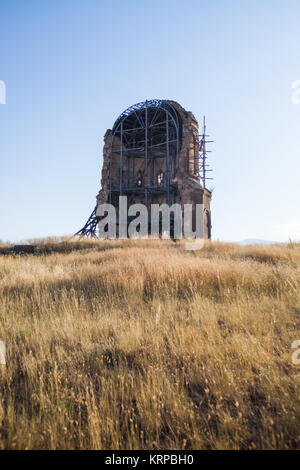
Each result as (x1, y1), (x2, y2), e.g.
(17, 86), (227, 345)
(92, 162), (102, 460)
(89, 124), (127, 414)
(157, 171), (164, 185)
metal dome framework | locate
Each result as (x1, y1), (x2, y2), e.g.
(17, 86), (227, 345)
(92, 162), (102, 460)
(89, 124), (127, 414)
(109, 99), (182, 208)
(76, 99), (183, 238)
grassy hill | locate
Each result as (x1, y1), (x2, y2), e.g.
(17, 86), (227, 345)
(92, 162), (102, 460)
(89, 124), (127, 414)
(0, 239), (299, 449)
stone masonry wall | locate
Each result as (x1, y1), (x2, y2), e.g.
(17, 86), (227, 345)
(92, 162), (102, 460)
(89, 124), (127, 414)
(96, 100), (212, 238)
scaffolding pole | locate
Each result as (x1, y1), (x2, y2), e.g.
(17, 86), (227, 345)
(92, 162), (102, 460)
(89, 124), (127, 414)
(199, 116), (213, 189)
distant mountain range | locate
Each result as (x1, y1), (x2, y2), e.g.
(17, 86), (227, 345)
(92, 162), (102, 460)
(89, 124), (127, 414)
(236, 239), (280, 246)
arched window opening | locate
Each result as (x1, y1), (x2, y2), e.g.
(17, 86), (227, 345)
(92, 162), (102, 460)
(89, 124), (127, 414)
(137, 170), (143, 187)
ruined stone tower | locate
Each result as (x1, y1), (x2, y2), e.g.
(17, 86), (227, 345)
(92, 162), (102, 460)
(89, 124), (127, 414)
(77, 99), (212, 238)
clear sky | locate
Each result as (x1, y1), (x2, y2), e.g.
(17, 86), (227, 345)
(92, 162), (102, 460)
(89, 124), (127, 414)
(1, 0), (300, 243)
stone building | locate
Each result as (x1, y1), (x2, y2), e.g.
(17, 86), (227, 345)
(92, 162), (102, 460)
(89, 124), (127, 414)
(77, 99), (212, 238)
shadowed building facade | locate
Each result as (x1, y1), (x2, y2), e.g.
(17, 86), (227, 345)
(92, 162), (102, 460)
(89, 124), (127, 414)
(77, 99), (212, 238)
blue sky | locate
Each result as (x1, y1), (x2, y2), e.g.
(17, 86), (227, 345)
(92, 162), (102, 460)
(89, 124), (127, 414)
(1, 0), (300, 242)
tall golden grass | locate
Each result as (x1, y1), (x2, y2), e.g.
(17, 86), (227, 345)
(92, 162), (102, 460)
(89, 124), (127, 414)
(0, 239), (299, 449)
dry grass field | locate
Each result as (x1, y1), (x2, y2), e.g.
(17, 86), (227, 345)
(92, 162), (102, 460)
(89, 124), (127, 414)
(0, 239), (299, 449)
